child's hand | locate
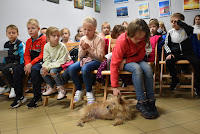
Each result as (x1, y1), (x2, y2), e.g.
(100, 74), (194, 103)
(41, 67), (49, 75)
(119, 59), (126, 70)
(81, 43), (90, 50)
(112, 88), (121, 97)
(24, 63), (32, 75)
(166, 54), (174, 60)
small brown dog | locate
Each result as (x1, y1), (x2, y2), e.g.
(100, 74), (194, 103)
(77, 94), (132, 126)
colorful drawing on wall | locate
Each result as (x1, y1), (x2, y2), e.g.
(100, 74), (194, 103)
(138, 3), (149, 19)
(114, 0), (128, 4)
(158, 0), (171, 17)
(85, 0), (93, 8)
(74, 0), (84, 9)
(116, 6), (128, 17)
(184, 0), (200, 11)
(95, 0), (101, 12)
(47, 0), (59, 4)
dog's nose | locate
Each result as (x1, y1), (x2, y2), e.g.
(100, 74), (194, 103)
(107, 106), (109, 109)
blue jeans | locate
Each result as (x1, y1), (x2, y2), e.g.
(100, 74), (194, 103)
(40, 67), (64, 87)
(67, 60), (101, 92)
(123, 61), (154, 101)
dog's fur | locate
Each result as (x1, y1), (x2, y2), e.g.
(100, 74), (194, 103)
(77, 94), (132, 126)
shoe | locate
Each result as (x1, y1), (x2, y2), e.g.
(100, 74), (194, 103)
(148, 99), (159, 118)
(170, 79), (180, 90)
(73, 90), (84, 103)
(9, 88), (16, 98)
(27, 96), (42, 108)
(57, 86), (67, 100)
(0, 86), (10, 94)
(86, 91), (95, 104)
(194, 83), (200, 97)
(42, 84), (57, 96)
(10, 96), (27, 108)
(136, 101), (154, 119)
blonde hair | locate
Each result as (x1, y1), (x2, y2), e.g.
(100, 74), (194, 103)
(127, 19), (150, 43)
(101, 22), (111, 31)
(83, 16), (97, 28)
(61, 28), (70, 36)
(6, 24), (18, 33)
(46, 26), (60, 38)
(27, 18), (40, 28)
(159, 21), (167, 32)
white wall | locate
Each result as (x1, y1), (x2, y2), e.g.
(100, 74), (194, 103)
(0, 0), (102, 49)
(101, 0), (199, 32)
(0, 0), (199, 50)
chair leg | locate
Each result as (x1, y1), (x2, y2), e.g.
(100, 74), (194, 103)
(159, 64), (163, 96)
(43, 96), (48, 106)
(70, 85), (76, 109)
(103, 75), (109, 102)
(191, 68), (194, 97)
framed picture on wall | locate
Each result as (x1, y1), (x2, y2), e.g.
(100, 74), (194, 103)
(95, 0), (101, 13)
(138, 3), (149, 19)
(116, 6), (128, 17)
(158, 0), (171, 17)
(74, 0), (84, 9)
(184, 0), (200, 11)
(114, 0), (128, 4)
(85, 0), (93, 8)
(47, 0), (59, 4)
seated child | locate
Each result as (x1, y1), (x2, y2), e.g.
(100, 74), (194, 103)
(40, 27), (47, 35)
(99, 22), (111, 39)
(10, 19), (46, 108)
(65, 16), (105, 104)
(41, 27), (72, 100)
(193, 15), (200, 34)
(0, 25), (25, 98)
(164, 13), (200, 95)
(61, 28), (74, 43)
(74, 26), (84, 42)
(159, 21), (167, 34)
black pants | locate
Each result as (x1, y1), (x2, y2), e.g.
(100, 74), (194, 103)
(166, 54), (200, 85)
(13, 63), (43, 98)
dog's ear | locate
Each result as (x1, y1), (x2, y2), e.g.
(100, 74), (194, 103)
(107, 93), (114, 100)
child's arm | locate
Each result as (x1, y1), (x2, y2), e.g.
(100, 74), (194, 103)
(163, 33), (174, 59)
(18, 42), (26, 64)
(78, 40), (87, 59)
(177, 20), (194, 36)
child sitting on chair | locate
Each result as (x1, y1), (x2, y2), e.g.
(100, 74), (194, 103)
(66, 16), (105, 104)
(61, 28), (74, 43)
(41, 27), (72, 100)
(164, 13), (200, 95)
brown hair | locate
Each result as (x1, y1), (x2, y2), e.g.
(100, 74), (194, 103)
(61, 28), (70, 36)
(149, 18), (159, 27)
(27, 18), (40, 28)
(6, 25), (18, 33)
(193, 14), (200, 25)
(127, 19), (150, 43)
(171, 13), (185, 21)
(46, 27), (60, 38)
(111, 25), (126, 39)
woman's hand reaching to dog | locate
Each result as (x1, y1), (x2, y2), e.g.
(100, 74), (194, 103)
(113, 88), (121, 97)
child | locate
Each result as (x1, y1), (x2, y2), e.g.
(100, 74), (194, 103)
(75, 26), (84, 42)
(149, 18), (163, 36)
(0, 25), (25, 98)
(61, 28), (74, 43)
(66, 16), (105, 104)
(110, 19), (159, 119)
(40, 27), (47, 35)
(164, 13), (200, 95)
(99, 22), (111, 38)
(41, 27), (72, 100)
(159, 21), (167, 34)
(111, 25), (126, 39)
(10, 19), (46, 108)
(193, 15), (200, 34)
(122, 21), (128, 28)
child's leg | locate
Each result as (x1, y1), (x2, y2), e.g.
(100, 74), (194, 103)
(50, 67), (64, 86)
(2, 63), (16, 88)
(40, 68), (55, 88)
(81, 60), (101, 92)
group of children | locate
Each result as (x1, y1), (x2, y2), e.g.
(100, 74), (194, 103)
(0, 13), (200, 119)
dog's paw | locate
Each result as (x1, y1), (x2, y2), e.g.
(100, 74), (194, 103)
(113, 120), (123, 126)
(77, 122), (84, 127)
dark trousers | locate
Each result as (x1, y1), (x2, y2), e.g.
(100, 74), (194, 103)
(13, 63), (43, 98)
(166, 54), (200, 85)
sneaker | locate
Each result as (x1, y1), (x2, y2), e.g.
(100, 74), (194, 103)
(74, 90), (84, 103)
(42, 84), (57, 96)
(57, 86), (67, 100)
(148, 99), (159, 118)
(136, 101), (154, 119)
(9, 88), (16, 98)
(10, 96), (27, 108)
(170, 79), (180, 90)
(27, 96), (42, 108)
(86, 92), (95, 104)
(0, 86), (10, 94)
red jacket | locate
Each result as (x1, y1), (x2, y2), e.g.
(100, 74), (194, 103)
(24, 34), (46, 65)
(110, 32), (146, 88)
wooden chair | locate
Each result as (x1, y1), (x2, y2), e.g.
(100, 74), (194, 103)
(159, 46), (195, 97)
(198, 33), (200, 41)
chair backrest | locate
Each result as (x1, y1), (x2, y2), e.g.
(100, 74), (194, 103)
(108, 39), (117, 53)
(64, 42), (79, 51)
(64, 42), (80, 62)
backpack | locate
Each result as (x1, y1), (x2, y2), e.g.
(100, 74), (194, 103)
(69, 48), (79, 62)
